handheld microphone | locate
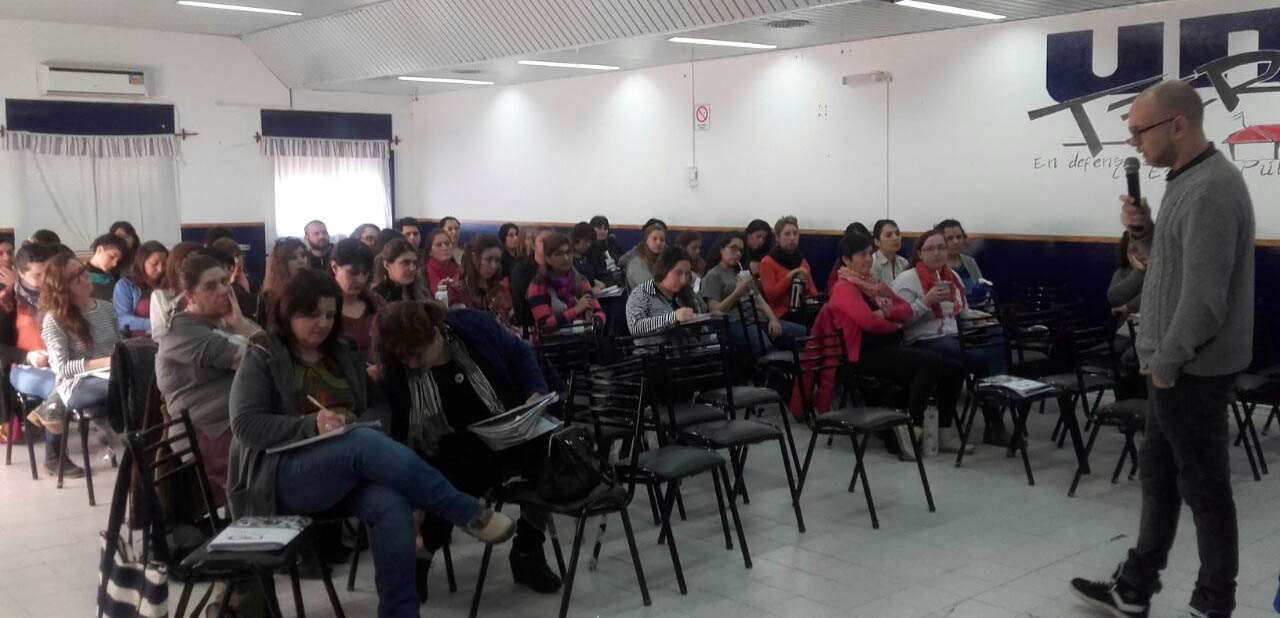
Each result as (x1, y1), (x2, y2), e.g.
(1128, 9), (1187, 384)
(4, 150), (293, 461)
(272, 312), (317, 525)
(1123, 157), (1144, 235)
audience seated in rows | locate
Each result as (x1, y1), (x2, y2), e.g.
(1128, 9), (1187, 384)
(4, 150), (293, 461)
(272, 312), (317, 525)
(826, 222), (872, 291)
(447, 234), (516, 333)
(587, 216), (625, 288)
(227, 270), (516, 618)
(700, 232), (804, 357)
(373, 239), (432, 303)
(0, 235), (15, 291)
(423, 228), (460, 291)
(149, 242), (202, 342)
(112, 241), (168, 337)
(438, 216), (464, 265)
(674, 231), (707, 278)
(86, 234), (127, 301)
(394, 217), (424, 256)
(569, 223), (599, 285)
(509, 227), (549, 329)
(155, 253), (262, 499)
(330, 238), (384, 357)
(820, 232), (970, 455)
(528, 233), (602, 336)
(373, 300), (561, 594)
(892, 229), (1008, 446)
(759, 216), (818, 325)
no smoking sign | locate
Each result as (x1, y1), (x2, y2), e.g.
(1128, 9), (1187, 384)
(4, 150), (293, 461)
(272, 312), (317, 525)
(694, 103), (710, 131)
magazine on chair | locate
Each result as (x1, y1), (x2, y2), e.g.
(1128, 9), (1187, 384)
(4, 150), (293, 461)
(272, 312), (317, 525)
(208, 516), (312, 552)
(977, 375), (1056, 397)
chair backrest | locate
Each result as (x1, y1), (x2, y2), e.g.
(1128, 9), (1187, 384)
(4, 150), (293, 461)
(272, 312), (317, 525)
(995, 303), (1065, 374)
(655, 321), (737, 414)
(126, 410), (228, 558)
(956, 314), (1013, 378)
(735, 293), (770, 354)
(790, 331), (849, 422)
(1065, 325), (1119, 383)
(584, 361), (648, 499)
(536, 327), (597, 392)
(1010, 283), (1076, 311)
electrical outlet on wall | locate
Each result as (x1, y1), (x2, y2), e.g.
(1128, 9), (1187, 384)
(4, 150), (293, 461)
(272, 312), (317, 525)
(688, 166), (699, 187)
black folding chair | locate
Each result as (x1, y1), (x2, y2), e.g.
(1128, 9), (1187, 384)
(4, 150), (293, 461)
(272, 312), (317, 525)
(107, 410), (345, 618)
(469, 371), (651, 618)
(5, 389), (41, 480)
(791, 331), (935, 529)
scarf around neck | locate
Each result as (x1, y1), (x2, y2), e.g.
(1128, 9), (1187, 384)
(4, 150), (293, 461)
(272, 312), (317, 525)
(546, 268), (579, 308)
(406, 327), (505, 455)
(914, 262), (964, 327)
(768, 245), (805, 271)
(839, 266), (895, 306)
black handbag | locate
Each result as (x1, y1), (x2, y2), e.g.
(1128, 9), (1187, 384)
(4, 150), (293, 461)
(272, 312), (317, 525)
(537, 426), (604, 502)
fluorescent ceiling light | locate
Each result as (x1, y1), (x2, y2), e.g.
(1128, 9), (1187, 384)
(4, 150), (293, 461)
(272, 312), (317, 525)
(398, 76), (494, 85)
(668, 37), (776, 49)
(517, 60), (620, 71)
(176, 1), (301, 16)
(894, 0), (1005, 20)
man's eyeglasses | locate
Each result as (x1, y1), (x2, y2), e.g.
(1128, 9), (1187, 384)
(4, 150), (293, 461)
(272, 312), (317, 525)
(1126, 116), (1177, 145)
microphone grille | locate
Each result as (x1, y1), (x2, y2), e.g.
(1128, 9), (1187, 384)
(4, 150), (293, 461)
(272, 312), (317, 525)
(1123, 157), (1141, 173)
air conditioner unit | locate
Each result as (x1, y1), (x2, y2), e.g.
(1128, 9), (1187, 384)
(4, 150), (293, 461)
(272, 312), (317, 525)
(38, 65), (150, 98)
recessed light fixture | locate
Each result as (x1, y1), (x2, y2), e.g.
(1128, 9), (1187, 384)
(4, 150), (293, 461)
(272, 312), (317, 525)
(517, 60), (620, 71)
(893, 0), (1005, 20)
(398, 76), (494, 85)
(175, 1), (302, 16)
(668, 37), (777, 49)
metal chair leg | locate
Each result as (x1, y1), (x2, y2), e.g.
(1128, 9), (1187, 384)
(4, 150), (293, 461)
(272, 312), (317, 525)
(720, 465), (751, 568)
(618, 504), (651, 606)
(710, 470), (732, 550)
(345, 523), (362, 591)
(1068, 422), (1102, 497)
(905, 424), (935, 512)
(777, 436), (805, 533)
(658, 481), (687, 594)
(80, 414), (95, 506)
(555, 515), (589, 618)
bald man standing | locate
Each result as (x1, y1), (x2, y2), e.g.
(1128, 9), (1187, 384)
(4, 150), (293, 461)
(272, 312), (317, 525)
(1070, 82), (1254, 618)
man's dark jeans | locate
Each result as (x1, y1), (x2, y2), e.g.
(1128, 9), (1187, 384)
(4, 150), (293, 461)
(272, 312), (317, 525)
(1119, 373), (1238, 616)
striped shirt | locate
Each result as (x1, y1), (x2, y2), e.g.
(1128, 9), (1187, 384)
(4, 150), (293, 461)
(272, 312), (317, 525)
(42, 299), (120, 384)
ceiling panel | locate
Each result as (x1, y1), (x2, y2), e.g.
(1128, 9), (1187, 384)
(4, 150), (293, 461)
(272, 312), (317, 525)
(0, 0), (382, 37)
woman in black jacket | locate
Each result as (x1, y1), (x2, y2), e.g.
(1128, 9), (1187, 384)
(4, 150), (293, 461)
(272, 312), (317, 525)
(374, 301), (561, 593)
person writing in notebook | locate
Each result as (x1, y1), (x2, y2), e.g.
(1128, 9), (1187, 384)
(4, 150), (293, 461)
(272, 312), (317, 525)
(228, 270), (515, 617)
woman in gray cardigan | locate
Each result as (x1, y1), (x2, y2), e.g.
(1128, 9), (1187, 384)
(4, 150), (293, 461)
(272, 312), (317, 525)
(227, 270), (513, 618)
(937, 219), (987, 304)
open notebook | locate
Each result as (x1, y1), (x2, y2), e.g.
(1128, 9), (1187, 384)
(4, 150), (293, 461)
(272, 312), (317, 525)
(208, 516), (312, 552)
(265, 420), (382, 454)
(467, 393), (561, 451)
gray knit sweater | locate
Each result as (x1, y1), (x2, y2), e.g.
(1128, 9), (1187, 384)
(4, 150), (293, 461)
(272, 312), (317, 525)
(1136, 148), (1255, 382)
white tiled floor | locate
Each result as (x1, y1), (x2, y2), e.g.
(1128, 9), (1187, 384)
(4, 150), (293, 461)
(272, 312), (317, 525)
(3, 401), (1279, 617)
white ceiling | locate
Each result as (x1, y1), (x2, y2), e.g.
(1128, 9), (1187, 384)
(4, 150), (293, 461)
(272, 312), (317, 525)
(0, 0), (1161, 94)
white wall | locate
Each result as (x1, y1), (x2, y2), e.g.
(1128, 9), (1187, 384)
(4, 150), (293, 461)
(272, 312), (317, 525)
(0, 18), (417, 239)
(412, 0), (1280, 239)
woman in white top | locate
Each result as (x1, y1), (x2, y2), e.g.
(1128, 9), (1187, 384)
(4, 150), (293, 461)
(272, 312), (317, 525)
(892, 229), (1009, 445)
(870, 219), (909, 286)
(150, 241), (202, 342)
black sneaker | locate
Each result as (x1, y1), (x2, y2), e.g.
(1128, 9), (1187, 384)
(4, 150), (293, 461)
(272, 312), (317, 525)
(45, 457), (85, 479)
(509, 548), (562, 593)
(1069, 571), (1150, 618)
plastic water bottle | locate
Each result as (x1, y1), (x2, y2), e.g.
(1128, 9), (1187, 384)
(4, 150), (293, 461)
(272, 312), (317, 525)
(435, 282), (449, 305)
(789, 275), (804, 313)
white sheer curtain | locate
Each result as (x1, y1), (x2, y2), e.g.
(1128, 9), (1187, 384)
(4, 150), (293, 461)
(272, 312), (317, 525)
(6, 132), (181, 249)
(267, 137), (392, 241)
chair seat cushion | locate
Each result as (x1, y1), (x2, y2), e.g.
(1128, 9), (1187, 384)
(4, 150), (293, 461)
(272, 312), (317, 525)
(178, 528), (311, 577)
(634, 446), (724, 480)
(815, 407), (908, 432)
(664, 402), (726, 429)
(1039, 372), (1115, 393)
(501, 480), (628, 516)
(1093, 399), (1146, 429)
(696, 386), (782, 408)
(1235, 373), (1280, 402)
(680, 419), (780, 447)
(757, 350), (795, 367)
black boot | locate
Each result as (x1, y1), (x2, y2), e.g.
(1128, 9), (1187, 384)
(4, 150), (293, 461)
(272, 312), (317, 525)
(981, 407), (1008, 447)
(509, 547), (561, 593)
(44, 435), (84, 478)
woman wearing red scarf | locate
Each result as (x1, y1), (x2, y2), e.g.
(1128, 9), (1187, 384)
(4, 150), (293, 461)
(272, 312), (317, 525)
(424, 228), (461, 291)
(527, 233), (602, 337)
(891, 230), (1009, 446)
(821, 232), (969, 456)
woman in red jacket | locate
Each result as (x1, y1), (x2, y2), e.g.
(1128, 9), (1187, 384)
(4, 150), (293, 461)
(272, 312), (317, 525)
(758, 216), (818, 325)
(826, 232), (969, 456)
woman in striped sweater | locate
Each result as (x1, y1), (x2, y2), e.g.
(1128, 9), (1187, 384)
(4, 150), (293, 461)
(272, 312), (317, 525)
(32, 253), (121, 475)
(625, 246), (708, 340)
(526, 233), (602, 336)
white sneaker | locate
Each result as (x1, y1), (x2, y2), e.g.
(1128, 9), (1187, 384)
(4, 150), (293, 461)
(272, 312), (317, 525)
(893, 426), (916, 461)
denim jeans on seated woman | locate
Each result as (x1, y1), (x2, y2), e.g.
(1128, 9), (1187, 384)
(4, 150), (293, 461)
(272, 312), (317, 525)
(10, 365), (55, 400)
(726, 319), (806, 358)
(912, 333), (1009, 378)
(276, 427), (482, 618)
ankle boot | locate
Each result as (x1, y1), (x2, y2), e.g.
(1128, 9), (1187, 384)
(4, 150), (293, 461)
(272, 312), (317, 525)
(509, 547), (562, 593)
